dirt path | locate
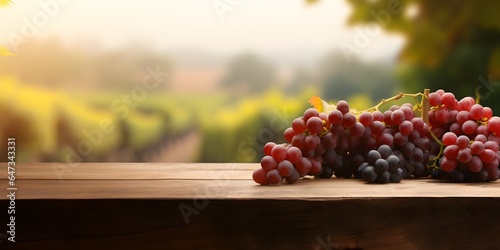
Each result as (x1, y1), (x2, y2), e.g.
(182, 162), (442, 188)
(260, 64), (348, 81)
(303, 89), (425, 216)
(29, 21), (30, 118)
(147, 130), (202, 162)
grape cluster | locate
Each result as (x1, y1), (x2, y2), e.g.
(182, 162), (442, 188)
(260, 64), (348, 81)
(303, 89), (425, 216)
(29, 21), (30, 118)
(427, 91), (500, 182)
(252, 89), (500, 185)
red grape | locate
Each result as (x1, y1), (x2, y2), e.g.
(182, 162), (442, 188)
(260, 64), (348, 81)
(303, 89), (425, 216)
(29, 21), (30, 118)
(264, 142), (276, 156)
(253, 168), (269, 185)
(470, 104), (484, 120)
(337, 100), (350, 114)
(442, 132), (457, 146)
(286, 146), (302, 163)
(359, 112), (373, 126)
(291, 118), (306, 134)
(271, 145), (287, 162)
(428, 92), (441, 106)
(306, 117), (324, 135)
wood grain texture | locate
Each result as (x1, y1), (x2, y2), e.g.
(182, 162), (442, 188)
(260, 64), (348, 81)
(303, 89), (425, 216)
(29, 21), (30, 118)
(1, 198), (500, 250)
(1, 163), (500, 200)
(1, 163), (500, 249)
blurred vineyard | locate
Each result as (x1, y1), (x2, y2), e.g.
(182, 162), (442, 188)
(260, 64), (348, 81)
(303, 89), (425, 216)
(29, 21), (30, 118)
(0, 77), (321, 163)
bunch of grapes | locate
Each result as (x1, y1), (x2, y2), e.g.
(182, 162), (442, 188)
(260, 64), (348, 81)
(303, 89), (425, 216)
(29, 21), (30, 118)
(252, 89), (500, 185)
(426, 91), (500, 182)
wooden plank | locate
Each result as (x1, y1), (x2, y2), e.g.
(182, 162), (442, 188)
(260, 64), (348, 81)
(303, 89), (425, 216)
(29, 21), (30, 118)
(0, 163), (255, 180)
(1, 178), (500, 200)
(2, 199), (500, 250)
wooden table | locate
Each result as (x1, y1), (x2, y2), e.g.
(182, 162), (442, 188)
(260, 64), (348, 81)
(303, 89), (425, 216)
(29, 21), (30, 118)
(1, 163), (500, 249)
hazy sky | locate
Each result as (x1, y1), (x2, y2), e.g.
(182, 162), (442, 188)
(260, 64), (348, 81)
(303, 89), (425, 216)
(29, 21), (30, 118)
(0, 0), (404, 64)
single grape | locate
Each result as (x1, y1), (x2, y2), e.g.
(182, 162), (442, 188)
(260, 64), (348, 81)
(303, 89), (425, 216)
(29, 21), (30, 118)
(384, 110), (393, 125)
(386, 155), (401, 172)
(374, 159), (389, 174)
(318, 165), (334, 179)
(487, 117), (500, 134)
(309, 159), (323, 175)
(487, 168), (500, 181)
(377, 145), (392, 159)
(462, 120), (478, 135)
(271, 145), (287, 162)
(291, 133), (306, 148)
(266, 169), (282, 184)
(480, 149), (497, 163)
(470, 141), (485, 155)
(303, 108), (320, 122)
(456, 111), (470, 125)
(443, 145), (460, 159)
(428, 92), (442, 106)
(441, 92), (456, 107)
(307, 117), (324, 135)
(284, 127), (296, 142)
(372, 110), (384, 121)
(367, 150), (382, 165)
(359, 112), (373, 126)
(448, 110), (458, 123)
(401, 142), (416, 158)
(476, 125), (489, 136)
(399, 120), (414, 136)
(440, 157), (458, 172)
(284, 169), (300, 184)
(474, 134), (488, 143)
(342, 113), (356, 128)
(376, 171), (391, 184)
(484, 141), (499, 151)
(451, 170), (465, 183)
(362, 166), (377, 182)
(328, 110), (343, 125)
(391, 110), (405, 125)
(337, 100), (350, 114)
(415, 137), (430, 151)
(322, 133), (338, 149)
(467, 156), (483, 172)
(253, 168), (269, 185)
(370, 121), (385, 135)
(296, 157), (312, 177)
(483, 107), (493, 119)
(330, 123), (344, 135)
(304, 134), (320, 149)
(264, 142), (276, 156)
(470, 104), (484, 120)
(261, 155), (278, 172)
(457, 148), (472, 163)
(411, 117), (425, 131)
(435, 106), (450, 123)
(376, 133), (394, 147)
(350, 122), (365, 137)
(277, 160), (294, 177)
(412, 148), (425, 162)
(475, 170), (489, 181)
(357, 162), (369, 177)
(458, 96), (475, 111)
(449, 123), (463, 136)
(456, 135), (470, 149)
(291, 118), (306, 134)
(394, 132), (408, 146)
(286, 146), (302, 163)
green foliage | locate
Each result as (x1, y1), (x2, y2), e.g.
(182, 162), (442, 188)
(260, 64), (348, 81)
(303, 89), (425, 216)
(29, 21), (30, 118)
(344, 0), (500, 111)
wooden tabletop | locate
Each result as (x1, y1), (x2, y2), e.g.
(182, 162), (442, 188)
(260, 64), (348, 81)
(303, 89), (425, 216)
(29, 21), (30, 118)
(2, 163), (500, 200)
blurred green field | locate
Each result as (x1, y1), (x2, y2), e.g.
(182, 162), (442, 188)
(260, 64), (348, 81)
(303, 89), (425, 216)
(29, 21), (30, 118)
(0, 77), (321, 163)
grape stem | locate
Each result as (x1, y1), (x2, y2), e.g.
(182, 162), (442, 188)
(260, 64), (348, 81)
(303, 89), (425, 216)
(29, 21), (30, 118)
(362, 92), (423, 113)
